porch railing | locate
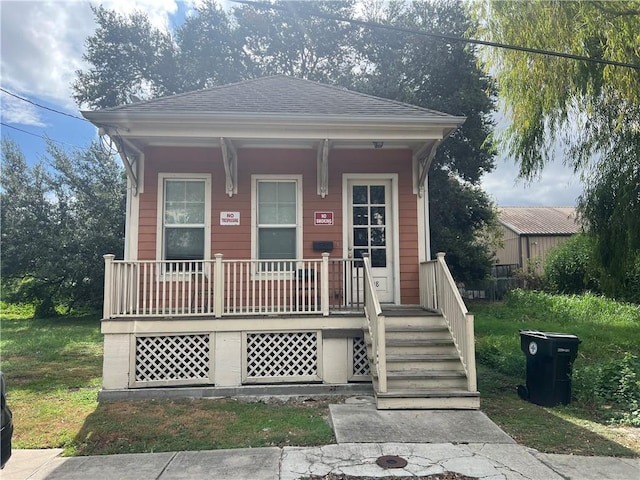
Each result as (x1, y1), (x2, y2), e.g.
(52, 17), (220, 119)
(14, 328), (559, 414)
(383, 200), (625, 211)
(420, 252), (477, 392)
(362, 253), (386, 393)
(103, 254), (365, 319)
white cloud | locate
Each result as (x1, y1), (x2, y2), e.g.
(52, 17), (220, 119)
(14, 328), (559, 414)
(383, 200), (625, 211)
(0, 94), (48, 127)
(482, 156), (582, 207)
(0, 0), (188, 113)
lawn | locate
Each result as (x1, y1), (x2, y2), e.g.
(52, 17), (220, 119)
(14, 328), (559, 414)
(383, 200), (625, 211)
(470, 290), (640, 456)
(1, 292), (638, 457)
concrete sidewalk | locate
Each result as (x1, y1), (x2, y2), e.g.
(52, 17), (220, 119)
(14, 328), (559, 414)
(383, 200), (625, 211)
(3, 399), (638, 480)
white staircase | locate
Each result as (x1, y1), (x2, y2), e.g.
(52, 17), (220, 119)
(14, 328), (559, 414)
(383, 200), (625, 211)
(364, 308), (480, 410)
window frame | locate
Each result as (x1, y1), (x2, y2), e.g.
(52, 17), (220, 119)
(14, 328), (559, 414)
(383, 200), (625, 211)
(156, 173), (211, 268)
(251, 175), (303, 271)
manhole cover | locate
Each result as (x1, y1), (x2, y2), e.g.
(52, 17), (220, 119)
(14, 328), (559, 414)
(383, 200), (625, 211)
(376, 455), (408, 469)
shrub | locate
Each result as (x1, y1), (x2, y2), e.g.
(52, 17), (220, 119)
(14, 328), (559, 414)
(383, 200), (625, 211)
(545, 234), (600, 295)
(573, 354), (640, 426)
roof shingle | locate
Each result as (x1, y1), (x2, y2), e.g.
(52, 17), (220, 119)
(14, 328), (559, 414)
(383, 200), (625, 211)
(92, 75), (460, 121)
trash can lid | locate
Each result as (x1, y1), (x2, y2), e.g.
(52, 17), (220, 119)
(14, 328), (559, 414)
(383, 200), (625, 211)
(519, 330), (580, 340)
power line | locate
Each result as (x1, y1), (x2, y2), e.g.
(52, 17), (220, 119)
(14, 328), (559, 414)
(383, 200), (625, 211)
(0, 88), (90, 122)
(1, 122), (85, 149)
(232, 0), (640, 71)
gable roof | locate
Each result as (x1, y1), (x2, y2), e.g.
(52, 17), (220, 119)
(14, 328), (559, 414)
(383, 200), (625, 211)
(88, 75), (462, 123)
(498, 207), (580, 236)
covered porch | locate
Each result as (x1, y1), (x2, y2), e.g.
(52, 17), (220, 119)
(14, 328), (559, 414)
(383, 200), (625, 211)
(101, 252), (478, 409)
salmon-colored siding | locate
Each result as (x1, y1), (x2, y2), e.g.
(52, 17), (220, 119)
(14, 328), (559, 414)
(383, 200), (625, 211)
(137, 146), (419, 303)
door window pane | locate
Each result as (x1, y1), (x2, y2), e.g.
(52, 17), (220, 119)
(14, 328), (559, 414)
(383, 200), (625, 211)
(371, 249), (386, 267)
(370, 207), (386, 225)
(371, 227), (386, 246)
(353, 185), (368, 204)
(353, 206), (368, 225)
(370, 185), (385, 204)
(353, 228), (368, 246)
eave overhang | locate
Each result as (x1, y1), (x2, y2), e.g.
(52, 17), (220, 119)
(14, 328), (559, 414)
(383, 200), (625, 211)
(82, 110), (465, 148)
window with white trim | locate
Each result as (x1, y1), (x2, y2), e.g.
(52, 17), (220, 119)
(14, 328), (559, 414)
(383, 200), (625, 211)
(252, 176), (302, 266)
(158, 175), (210, 262)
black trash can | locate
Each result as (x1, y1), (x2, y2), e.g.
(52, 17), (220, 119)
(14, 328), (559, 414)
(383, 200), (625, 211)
(518, 330), (581, 407)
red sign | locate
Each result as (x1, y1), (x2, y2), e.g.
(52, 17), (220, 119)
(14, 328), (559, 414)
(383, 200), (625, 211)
(314, 211), (334, 225)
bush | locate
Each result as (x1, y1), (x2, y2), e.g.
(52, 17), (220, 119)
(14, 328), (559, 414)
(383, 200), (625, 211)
(545, 234), (600, 295)
(573, 354), (640, 426)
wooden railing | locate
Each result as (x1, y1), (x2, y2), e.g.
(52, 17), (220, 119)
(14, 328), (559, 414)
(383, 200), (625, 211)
(420, 252), (477, 392)
(103, 254), (365, 319)
(362, 254), (386, 393)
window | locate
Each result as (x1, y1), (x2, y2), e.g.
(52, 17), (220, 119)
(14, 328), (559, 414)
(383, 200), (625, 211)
(252, 176), (302, 266)
(158, 174), (210, 263)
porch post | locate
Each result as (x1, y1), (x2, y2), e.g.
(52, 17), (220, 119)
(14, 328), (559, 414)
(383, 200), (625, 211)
(103, 254), (115, 319)
(214, 253), (224, 318)
(466, 313), (478, 391)
(321, 253), (330, 316)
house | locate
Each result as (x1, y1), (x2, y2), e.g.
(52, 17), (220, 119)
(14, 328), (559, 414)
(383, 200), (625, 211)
(494, 207), (579, 274)
(82, 75), (478, 409)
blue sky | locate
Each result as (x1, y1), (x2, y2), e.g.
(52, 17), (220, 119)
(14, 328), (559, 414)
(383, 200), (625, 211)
(0, 0), (582, 207)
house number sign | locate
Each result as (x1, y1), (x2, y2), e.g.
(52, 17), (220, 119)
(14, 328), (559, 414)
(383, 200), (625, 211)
(314, 211), (334, 225)
(220, 211), (240, 226)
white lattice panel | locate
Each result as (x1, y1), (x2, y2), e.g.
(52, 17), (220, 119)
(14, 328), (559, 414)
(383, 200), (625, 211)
(245, 332), (319, 381)
(134, 334), (211, 385)
(350, 336), (371, 380)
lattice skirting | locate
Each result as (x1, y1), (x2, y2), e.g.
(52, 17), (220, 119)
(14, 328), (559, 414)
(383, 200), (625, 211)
(349, 336), (371, 381)
(134, 334), (213, 387)
(243, 331), (322, 383)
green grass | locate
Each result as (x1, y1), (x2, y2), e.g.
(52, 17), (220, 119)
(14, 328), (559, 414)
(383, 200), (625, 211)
(471, 289), (640, 456)
(0, 306), (333, 456)
(2, 292), (638, 457)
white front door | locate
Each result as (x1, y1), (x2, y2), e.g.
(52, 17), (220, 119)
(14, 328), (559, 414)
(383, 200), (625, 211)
(347, 179), (395, 303)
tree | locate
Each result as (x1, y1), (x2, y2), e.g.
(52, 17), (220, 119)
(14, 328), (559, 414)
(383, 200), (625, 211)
(73, 0), (499, 282)
(176, 0), (249, 90)
(73, 5), (181, 109)
(233, 0), (363, 83)
(0, 139), (126, 315)
(357, 0), (498, 281)
(474, 0), (640, 296)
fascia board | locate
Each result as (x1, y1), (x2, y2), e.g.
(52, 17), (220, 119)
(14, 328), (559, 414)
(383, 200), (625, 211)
(82, 111), (466, 137)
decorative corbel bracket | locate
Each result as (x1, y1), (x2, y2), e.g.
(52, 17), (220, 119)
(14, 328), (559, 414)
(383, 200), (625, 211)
(413, 139), (441, 198)
(317, 139), (330, 198)
(111, 134), (141, 196)
(220, 137), (238, 197)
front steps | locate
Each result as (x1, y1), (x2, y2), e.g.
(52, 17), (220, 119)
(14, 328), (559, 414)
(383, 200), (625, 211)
(364, 308), (479, 410)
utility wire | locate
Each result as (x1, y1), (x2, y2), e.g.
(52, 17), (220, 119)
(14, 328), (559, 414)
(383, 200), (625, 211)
(232, 0), (640, 71)
(0, 88), (90, 122)
(1, 122), (85, 149)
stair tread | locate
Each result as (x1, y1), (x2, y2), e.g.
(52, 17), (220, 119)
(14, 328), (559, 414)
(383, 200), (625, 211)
(386, 353), (460, 361)
(384, 325), (448, 332)
(376, 389), (479, 398)
(385, 338), (455, 346)
(385, 370), (466, 378)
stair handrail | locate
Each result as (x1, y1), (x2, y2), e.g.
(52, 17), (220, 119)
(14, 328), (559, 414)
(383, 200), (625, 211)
(361, 254), (387, 393)
(422, 253), (477, 392)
